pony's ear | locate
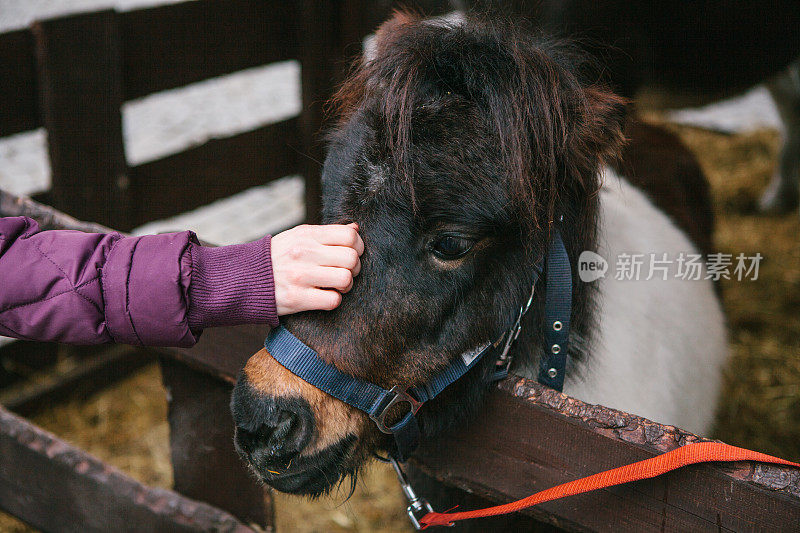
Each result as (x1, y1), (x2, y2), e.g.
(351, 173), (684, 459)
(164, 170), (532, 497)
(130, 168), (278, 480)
(365, 11), (420, 62)
(580, 86), (629, 162)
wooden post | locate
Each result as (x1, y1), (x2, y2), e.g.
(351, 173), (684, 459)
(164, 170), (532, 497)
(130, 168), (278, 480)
(160, 358), (274, 530)
(0, 29), (39, 137)
(300, 1), (342, 224)
(33, 10), (133, 230)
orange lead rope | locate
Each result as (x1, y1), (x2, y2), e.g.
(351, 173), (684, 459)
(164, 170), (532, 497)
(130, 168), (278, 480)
(419, 442), (800, 528)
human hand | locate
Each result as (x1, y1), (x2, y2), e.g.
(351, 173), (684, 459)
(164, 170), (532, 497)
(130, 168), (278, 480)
(270, 223), (364, 315)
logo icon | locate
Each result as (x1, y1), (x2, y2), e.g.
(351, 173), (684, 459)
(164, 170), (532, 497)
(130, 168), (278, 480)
(578, 251), (608, 282)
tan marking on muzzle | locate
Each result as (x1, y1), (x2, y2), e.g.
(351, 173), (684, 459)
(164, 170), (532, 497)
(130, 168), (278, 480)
(243, 348), (366, 455)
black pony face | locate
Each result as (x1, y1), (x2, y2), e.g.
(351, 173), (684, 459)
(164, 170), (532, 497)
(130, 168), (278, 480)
(231, 12), (624, 496)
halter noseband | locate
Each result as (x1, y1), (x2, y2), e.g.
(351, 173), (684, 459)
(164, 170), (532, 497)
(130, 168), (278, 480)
(264, 228), (572, 461)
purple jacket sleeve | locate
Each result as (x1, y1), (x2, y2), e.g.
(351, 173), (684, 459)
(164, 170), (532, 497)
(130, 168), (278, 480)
(0, 216), (278, 347)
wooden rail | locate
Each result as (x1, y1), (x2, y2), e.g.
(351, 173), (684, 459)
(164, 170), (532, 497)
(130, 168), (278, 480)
(120, 0), (300, 101)
(0, 405), (255, 533)
(154, 328), (800, 531)
(415, 379), (800, 532)
(129, 117), (302, 225)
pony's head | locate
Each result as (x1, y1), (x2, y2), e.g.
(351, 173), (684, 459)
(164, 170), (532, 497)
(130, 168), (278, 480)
(231, 12), (625, 496)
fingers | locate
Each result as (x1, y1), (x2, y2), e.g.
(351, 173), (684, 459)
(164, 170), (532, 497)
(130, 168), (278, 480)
(271, 222), (364, 316)
(316, 244), (362, 275)
(307, 266), (355, 293)
(302, 289), (342, 312)
(312, 223), (364, 256)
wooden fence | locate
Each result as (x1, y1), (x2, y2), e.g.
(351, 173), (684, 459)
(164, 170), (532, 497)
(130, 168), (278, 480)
(2, 1), (799, 531)
(2, 0), (335, 229)
(0, 0), (453, 229)
(4, 190), (800, 531)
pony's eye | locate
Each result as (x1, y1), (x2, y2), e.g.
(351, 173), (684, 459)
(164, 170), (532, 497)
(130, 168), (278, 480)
(430, 235), (475, 260)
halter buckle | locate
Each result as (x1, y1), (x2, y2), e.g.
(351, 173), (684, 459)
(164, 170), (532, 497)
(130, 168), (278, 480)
(370, 386), (423, 434)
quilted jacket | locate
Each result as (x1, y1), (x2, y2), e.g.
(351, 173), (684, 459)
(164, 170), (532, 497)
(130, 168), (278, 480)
(0, 216), (278, 347)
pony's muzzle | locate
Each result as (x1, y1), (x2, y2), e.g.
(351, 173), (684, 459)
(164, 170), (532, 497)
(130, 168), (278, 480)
(231, 375), (314, 465)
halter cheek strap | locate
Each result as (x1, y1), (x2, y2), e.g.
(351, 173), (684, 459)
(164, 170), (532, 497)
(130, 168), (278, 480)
(265, 327), (493, 461)
(537, 228), (572, 390)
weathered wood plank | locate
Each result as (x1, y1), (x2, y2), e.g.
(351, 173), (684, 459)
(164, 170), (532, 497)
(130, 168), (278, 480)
(0, 29), (38, 137)
(33, 10), (132, 229)
(128, 117), (301, 226)
(160, 358), (273, 528)
(412, 378), (800, 532)
(0, 188), (113, 233)
(0, 405), (255, 532)
(120, 0), (299, 101)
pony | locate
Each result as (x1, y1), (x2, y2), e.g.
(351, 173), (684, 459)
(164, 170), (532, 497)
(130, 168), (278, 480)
(230, 12), (727, 502)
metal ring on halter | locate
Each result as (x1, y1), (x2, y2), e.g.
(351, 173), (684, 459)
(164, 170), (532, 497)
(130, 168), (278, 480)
(368, 386), (423, 434)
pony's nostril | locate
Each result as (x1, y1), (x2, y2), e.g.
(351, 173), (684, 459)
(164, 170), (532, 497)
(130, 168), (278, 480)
(237, 407), (312, 461)
(264, 410), (302, 455)
(268, 412), (294, 443)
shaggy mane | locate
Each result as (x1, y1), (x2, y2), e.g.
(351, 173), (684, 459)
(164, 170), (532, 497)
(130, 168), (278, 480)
(329, 11), (628, 230)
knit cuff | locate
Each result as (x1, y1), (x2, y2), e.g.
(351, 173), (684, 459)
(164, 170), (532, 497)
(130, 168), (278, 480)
(186, 235), (279, 330)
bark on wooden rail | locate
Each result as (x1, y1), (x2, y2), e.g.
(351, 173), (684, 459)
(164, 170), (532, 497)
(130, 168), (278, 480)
(1, 189), (114, 234)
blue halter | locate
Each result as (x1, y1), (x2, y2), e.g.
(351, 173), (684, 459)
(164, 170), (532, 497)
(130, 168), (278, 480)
(264, 228), (572, 461)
